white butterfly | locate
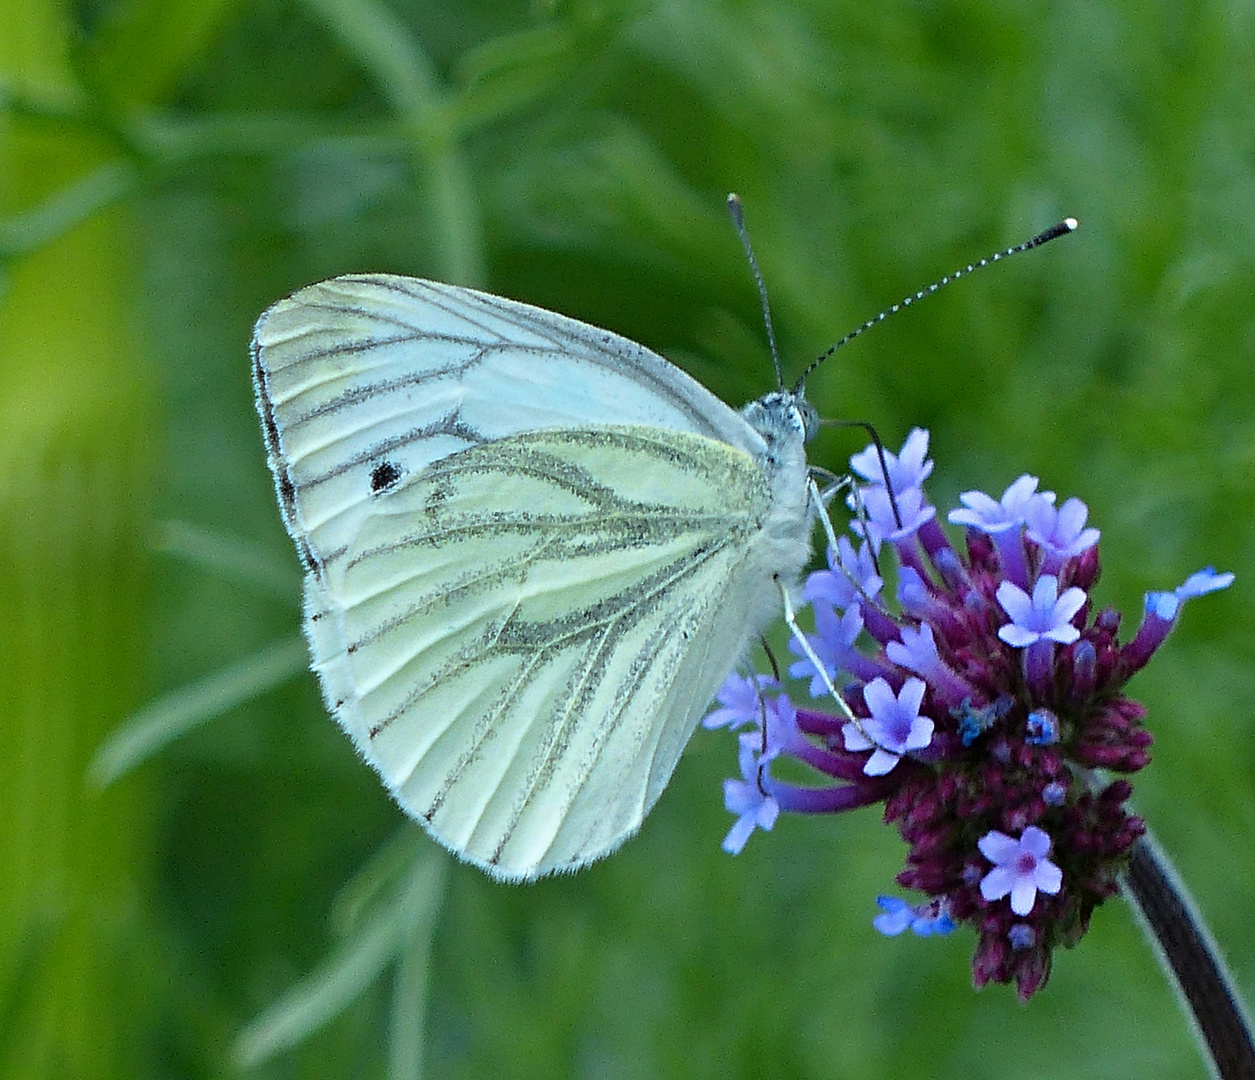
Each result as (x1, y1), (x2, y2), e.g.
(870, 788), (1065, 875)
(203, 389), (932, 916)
(252, 274), (817, 881)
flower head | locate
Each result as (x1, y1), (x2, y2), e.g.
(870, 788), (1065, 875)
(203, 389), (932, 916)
(704, 429), (1233, 1000)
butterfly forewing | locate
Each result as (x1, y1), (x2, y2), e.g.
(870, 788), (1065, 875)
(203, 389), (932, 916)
(253, 275), (763, 571)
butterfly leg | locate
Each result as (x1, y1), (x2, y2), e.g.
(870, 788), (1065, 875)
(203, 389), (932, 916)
(776, 579), (883, 750)
(780, 476), (881, 745)
(808, 475), (843, 557)
(776, 578), (861, 725)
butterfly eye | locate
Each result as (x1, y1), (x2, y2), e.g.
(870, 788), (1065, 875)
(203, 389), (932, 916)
(797, 399), (820, 441)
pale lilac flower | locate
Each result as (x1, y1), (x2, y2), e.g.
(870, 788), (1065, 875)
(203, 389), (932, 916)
(1024, 496), (1100, 560)
(887, 622), (940, 674)
(1123, 567), (1235, 674)
(996, 575), (1086, 647)
(787, 603), (865, 697)
(896, 566), (931, 615)
(911, 904), (956, 937)
(721, 740), (779, 854)
(842, 677), (933, 775)
(854, 484), (936, 550)
(949, 475), (1053, 534)
(1147, 567), (1237, 622)
(803, 536), (883, 611)
(703, 672), (778, 730)
(949, 475), (1054, 588)
(1176, 567), (1235, 600)
(739, 693), (804, 762)
(888, 622), (974, 709)
(872, 895), (917, 935)
(849, 427), (934, 492)
(978, 826), (1063, 916)
(873, 895), (955, 937)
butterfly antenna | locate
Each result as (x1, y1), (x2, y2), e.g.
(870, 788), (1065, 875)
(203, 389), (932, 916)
(728, 193), (785, 391)
(792, 217), (1079, 393)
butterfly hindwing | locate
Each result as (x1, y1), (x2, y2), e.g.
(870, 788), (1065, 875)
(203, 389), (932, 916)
(305, 425), (778, 879)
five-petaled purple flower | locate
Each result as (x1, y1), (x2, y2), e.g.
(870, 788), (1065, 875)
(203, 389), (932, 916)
(842, 678), (933, 776)
(978, 826), (1063, 916)
(707, 430), (1232, 1000)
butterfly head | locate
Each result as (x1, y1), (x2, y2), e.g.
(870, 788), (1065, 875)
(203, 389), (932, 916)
(741, 389), (819, 450)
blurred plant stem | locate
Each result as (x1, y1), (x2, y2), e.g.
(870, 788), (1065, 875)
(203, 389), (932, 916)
(1, 5), (159, 1078)
(1122, 832), (1255, 1080)
(300, 0), (484, 286)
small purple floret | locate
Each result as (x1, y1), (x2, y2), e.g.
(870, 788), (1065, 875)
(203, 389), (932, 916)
(850, 427), (934, 493)
(721, 740), (779, 854)
(978, 826), (1063, 916)
(996, 575), (1086, 648)
(702, 672), (778, 731)
(842, 677), (934, 775)
(874, 895), (956, 937)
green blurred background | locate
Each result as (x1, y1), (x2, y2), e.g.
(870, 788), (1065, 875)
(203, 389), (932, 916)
(2, 0), (1253, 1077)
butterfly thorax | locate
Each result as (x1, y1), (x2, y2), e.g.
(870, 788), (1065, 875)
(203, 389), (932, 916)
(737, 388), (815, 599)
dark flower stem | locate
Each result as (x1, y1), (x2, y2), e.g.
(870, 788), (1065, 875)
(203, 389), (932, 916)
(1121, 831), (1255, 1079)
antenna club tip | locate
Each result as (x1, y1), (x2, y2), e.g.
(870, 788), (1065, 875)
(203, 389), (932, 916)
(1063, 216), (1079, 231)
(726, 192), (744, 226)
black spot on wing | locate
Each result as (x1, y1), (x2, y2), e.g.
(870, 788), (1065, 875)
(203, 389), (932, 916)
(370, 460), (403, 493)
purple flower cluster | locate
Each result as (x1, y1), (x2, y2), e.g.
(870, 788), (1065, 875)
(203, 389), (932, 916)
(706, 429), (1232, 999)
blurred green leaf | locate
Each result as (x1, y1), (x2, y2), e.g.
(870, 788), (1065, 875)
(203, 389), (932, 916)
(88, 636), (308, 787)
(88, 0), (247, 105)
(301, 0), (440, 121)
(0, 160), (138, 256)
(155, 518), (301, 599)
(296, 0), (483, 283)
(449, 10), (620, 132)
(234, 842), (446, 1071)
(331, 829), (429, 937)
